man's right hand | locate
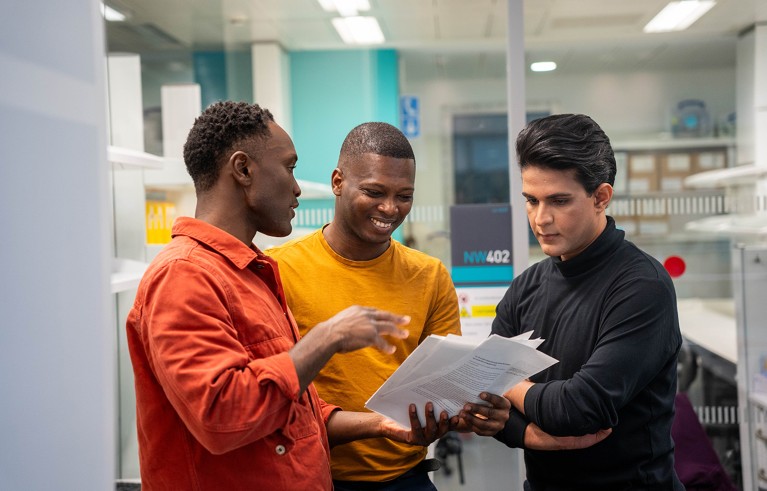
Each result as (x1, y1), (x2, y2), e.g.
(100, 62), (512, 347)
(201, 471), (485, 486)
(523, 423), (612, 451)
(318, 305), (410, 354)
(290, 305), (410, 394)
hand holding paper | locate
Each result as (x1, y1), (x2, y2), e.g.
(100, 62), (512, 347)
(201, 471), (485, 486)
(365, 332), (557, 428)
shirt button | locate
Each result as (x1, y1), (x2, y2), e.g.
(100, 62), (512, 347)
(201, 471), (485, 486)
(275, 444), (286, 455)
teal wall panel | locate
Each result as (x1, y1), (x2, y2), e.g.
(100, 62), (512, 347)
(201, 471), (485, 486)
(290, 49), (399, 185)
(290, 48), (401, 240)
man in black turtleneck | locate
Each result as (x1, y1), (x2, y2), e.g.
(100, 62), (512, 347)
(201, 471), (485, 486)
(492, 114), (684, 490)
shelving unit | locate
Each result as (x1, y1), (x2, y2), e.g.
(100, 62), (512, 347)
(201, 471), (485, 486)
(683, 164), (767, 238)
(108, 145), (166, 294)
(108, 146), (164, 170)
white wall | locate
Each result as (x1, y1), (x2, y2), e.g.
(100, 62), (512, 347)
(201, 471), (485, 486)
(0, 1), (114, 490)
(527, 67), (736, 140)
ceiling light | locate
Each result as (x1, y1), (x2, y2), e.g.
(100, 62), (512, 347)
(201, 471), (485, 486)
(530, 61), (557, 72)
(332, 16), (385, 44)
(101, 3), (126, 22)
(643, 1), (716, 33)
(318, 0), (371, 17)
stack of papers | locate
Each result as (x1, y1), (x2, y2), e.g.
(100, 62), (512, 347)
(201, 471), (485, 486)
(365, 332), (558, 428)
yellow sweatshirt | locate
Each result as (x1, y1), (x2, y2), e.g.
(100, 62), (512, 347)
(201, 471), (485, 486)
(267, 227), (460, 481)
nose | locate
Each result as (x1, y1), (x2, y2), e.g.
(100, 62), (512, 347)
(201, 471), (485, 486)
(293, 176), (302, 198)
(377, 197), (397, 216)
(534, 203), (553, 227)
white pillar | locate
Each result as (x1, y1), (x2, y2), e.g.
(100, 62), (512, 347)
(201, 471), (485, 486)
(0, 1), (114, 489)
(507, 0), (529, 280)
(252, 42), (292, 133)
(107, 53), (145, 480)
(506, 1), (528, 489)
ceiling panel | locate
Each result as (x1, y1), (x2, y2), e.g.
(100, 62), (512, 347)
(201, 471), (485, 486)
(105, 0), (757, 79)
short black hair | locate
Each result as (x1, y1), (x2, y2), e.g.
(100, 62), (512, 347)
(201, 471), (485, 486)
(516, 114), (616, 194)
(183, 101), (274, 192)
(339, 122), (415, 167)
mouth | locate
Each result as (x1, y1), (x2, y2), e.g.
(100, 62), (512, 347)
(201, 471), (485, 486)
(371, 217), (395, 231)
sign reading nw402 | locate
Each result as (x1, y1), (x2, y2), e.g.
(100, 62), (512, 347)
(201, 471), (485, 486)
(463, 249), (511, 264)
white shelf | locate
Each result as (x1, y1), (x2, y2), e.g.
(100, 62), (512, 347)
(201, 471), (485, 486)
(111, 257), (149, 294)
(685, 164), (767, 189)
(612, 136), (735, 152)
(108, 145), (164, 170)
(677, 297), (737, 364)
(685, 214), (767, 236)
(297, 179), (333, 199)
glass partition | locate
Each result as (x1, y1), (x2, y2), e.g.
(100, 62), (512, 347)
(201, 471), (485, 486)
(104, 2), (765, 488)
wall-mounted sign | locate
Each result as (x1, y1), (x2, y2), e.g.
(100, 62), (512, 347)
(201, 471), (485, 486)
(450, 204), (513, 287)
(400, 95), (420, 138)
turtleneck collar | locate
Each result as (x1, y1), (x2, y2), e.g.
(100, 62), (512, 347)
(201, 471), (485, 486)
(552, 216), (624, 278)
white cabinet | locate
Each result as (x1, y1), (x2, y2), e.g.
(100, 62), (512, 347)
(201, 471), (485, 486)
(733, 245), (767, 491)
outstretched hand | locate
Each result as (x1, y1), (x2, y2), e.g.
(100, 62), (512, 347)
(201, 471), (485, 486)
(322, 305), (411, 355)
(380, 402), (451, 446)
(451, 392), (511, 436)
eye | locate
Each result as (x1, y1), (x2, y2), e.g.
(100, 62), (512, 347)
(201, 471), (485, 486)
(525, 197), (538, 205)
(552, 198), (569, 206)
(399, 194), (413, 202)
(363, 189), (383, 197)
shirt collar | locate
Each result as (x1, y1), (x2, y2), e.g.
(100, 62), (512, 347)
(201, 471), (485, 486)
(552, 216), (624, 277)
(171, 216), (275, 270)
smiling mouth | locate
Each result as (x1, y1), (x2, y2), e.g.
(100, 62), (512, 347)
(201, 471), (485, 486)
(371, 217), (394, 230)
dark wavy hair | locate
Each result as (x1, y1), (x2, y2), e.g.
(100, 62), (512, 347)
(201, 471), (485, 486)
(516, 114), (616, 194)
(183, 101), (274, 192)
(339, 122), (415, 167)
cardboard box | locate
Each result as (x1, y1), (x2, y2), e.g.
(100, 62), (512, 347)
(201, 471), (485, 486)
(628, 153), (659, 193)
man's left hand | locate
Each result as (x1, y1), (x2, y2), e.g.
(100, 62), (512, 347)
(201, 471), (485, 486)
(380, 402), (450, 446)
(451, 392), (511, 436)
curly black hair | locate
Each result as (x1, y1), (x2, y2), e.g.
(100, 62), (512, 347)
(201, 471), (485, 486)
(183, 101), (274, 192)
(338, 122), (415, 169)
(516, 114), (616, 195)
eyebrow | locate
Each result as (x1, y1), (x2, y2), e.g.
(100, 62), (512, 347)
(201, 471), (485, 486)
(522, 192), (573, 199)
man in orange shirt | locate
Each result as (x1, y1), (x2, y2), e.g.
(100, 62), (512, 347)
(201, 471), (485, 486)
(126, 102), (504, 490)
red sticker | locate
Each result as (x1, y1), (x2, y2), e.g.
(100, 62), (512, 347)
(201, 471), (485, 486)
(663, 256), (686, 278)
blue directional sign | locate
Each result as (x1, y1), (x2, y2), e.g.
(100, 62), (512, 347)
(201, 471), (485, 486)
(400, 95), (420, 138)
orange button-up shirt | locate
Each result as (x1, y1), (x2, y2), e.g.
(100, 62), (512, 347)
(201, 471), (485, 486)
(127, 217), (337, 490)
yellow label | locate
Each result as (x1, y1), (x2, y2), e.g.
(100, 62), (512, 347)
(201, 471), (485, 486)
(471, 305), (496, 317)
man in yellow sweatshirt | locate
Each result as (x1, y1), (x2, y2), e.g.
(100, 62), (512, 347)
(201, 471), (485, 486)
(267, 122), (510, 490)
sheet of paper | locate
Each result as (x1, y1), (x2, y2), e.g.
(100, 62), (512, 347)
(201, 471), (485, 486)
(365, 333), (557, 428)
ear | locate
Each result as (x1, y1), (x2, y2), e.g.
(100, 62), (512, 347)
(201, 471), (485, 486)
(330, 168), (343, 196)
(593, 182), (613, 212)
(230, 151), (252, 186)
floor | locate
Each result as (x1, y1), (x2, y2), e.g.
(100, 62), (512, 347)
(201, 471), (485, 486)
(431, 433), (524, 491)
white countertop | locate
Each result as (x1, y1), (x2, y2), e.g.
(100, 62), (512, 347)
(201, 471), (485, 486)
(677, 297), (737, 364)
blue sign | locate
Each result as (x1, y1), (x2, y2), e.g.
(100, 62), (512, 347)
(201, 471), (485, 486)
(400, 95), (420, 138)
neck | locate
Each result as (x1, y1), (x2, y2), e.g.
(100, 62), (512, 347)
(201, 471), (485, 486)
(323, 222), (389, 261)
(195, 193), (255, 246)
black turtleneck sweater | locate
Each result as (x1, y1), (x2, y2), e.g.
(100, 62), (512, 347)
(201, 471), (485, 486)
(492, 216), (683, 490)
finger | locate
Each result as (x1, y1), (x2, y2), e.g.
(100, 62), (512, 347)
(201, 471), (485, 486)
(422, 402), (437, 438)
(480, 392), (511, 410)
(408, 404), (422, 428)
(373, 319), (410, 339)
(374, 335), (397, 354)
(460, 405), (503, 436)
(437, 410), (450, 438)
(372, 311), (411, 326)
